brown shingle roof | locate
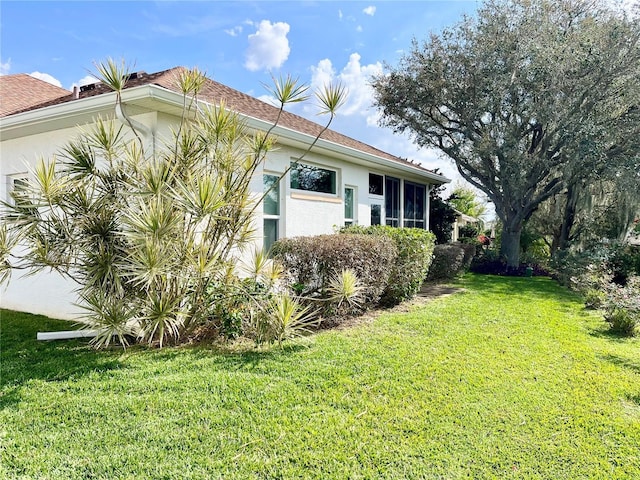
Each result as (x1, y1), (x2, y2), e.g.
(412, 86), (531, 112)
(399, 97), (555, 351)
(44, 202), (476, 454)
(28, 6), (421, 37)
(2, 67), (438, 176)
(0, 74), (70, 117)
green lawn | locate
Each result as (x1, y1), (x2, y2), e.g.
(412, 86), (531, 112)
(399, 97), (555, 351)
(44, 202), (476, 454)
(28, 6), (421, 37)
(1, 275), (639, 479)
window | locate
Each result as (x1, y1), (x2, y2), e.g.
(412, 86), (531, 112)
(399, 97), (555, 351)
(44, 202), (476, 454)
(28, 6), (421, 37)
(344, 187), (355, 226)
(290, 162), (336, 195)
(403, 181), (426, 229)
(385, 177), (400, 227)
(369, 173), (384, 195)
(263, 174), (280, 252)
(6, 173), (29, 205)
(371, 204), (382, 226)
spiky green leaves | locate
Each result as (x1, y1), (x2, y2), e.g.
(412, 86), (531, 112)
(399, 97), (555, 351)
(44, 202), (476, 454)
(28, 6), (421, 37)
(93, 57), (132, 93)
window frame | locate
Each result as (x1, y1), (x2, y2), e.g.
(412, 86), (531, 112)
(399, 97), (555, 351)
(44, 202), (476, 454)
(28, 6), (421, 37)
(289, 160), (338, 197)
(6, 173), (29, 205)
(385, 176), (401, 227)
(263, 173), (282, 252)
(344, 185), (356, 226)
(403, 180), (426, 229)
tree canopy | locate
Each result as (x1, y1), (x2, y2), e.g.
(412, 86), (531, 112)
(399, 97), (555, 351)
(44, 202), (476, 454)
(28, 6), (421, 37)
(448, 184), (487, 221)
(373, 0), (640, 266)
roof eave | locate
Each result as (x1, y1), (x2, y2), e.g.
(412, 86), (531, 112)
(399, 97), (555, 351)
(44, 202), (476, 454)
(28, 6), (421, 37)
(1, 84), (450, 184)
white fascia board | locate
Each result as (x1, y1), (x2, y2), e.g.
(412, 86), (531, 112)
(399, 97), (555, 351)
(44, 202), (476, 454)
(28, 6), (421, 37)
(1, 85), (450, 184)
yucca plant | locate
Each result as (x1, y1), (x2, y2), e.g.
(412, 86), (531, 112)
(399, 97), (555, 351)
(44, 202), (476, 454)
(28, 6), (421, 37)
(264, 293), (319, 346)
(327, 268), (365, 314)
(0, 58), (347, 348)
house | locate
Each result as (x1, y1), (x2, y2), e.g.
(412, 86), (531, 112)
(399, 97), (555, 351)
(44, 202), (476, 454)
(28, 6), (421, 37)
(451, 210), (481, 242)
(0, 67), (449, 319)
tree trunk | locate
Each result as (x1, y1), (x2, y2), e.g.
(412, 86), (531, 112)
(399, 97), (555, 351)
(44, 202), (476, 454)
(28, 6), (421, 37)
(556, 184), (578, 254)
(500, 222), (523, 268)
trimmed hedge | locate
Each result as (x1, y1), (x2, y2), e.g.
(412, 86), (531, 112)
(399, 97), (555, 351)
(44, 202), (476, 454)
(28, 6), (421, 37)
(271, 234), (397, 308)
(427, 243), (467, 281)
(341, 225), (436, 305)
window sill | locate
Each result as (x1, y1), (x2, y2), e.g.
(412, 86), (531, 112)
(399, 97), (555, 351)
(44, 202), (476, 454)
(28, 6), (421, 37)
(290, 192), (342, 204)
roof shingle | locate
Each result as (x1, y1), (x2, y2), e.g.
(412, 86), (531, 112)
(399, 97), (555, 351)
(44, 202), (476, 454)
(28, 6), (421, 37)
(0, 74), (70, 117)
(1, 67), (438, 176)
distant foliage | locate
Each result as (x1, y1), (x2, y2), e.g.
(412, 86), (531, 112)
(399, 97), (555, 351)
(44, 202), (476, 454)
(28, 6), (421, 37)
(341, 225), (435, 305)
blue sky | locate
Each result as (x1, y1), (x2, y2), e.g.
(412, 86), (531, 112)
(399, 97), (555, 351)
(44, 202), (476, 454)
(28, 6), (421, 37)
(1, 1), (481, 188)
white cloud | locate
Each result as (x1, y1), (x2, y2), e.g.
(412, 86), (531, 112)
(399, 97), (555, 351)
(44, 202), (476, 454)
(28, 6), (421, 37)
(303, 54), (475, 192)
(29, 71), (63, 88)
(225, 26), (243, 37)
(0, 58), (11, 75)
(356, 25), (363, 33)
(80, 75), (98, 86)
(244, 20), (291, 72)
(310, 53), (383, 118)
(256, 94), (280, 107)
(363, 6), (377, 16)
(68, 75), (99, 91)
(338, 9), (343, 20)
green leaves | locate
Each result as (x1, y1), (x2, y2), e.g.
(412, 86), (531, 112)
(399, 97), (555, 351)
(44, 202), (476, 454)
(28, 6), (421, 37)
(1, 58), (349, 349)
(263, 74), (309, 105)
(316, 82), (347, 116)
(93, 57), (132, 93)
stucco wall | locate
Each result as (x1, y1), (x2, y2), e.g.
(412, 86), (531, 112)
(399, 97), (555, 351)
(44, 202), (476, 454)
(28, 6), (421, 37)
(1, 108), (435, 320)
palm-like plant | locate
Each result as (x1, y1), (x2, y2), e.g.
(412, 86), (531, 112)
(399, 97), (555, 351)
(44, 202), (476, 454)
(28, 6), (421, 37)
(0, 58), (348, 348)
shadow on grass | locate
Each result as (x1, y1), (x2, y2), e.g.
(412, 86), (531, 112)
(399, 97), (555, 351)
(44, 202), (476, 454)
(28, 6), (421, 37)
(589, 325), (638, 344)
(627, 394), (640, 406)
(0, 309), (309, 404)
(599, 353), (640, 375)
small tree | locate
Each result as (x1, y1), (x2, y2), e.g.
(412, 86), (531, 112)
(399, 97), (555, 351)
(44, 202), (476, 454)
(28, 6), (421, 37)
(429, 183), (457, 244)
(0, 59), (346, 348)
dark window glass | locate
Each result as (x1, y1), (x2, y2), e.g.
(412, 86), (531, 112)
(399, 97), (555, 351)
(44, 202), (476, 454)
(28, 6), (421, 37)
(371, 204), (381, 226)
(264, 219), (278, 252)
(344, 187), (354, 221)
(263, 174), (280, 215)
(385, 176), (400, 226)
(404, 181), (426, 229)
(290, 162), (336, 194)
(369, 173), (384, 195)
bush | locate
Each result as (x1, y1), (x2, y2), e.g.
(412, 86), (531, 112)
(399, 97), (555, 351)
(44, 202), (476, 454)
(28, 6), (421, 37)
(603, 276), (640, 337)
(609, 244), (640, 285)
(605, 309), (638, 336)
(583, 288), (607, 310)
(470, 250), (509, 275)
(341, 226), (435, 305)
(427, 244), (466, 281)
(458, 224), (481, 239)
(458, 242), (477, 270)
(271, 234), (397, 312)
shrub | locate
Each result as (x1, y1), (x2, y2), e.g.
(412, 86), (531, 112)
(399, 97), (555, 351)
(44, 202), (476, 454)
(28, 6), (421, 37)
(605, 309), (637, 336)
(583, 288), (607, 310)
(458, 242), (477, 270)
(458, 224), (481, 239)
(609, 244), (640, 285)
(426, 244), (466, 281)
(603, 276), (640, 337)
(470, 250), (509, 275)
(271, 234), (397, 312)
(341, 226), (435, 305)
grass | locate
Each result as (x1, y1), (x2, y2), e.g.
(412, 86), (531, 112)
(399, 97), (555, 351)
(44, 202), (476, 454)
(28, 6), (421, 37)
(1, 274), (639, 479)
